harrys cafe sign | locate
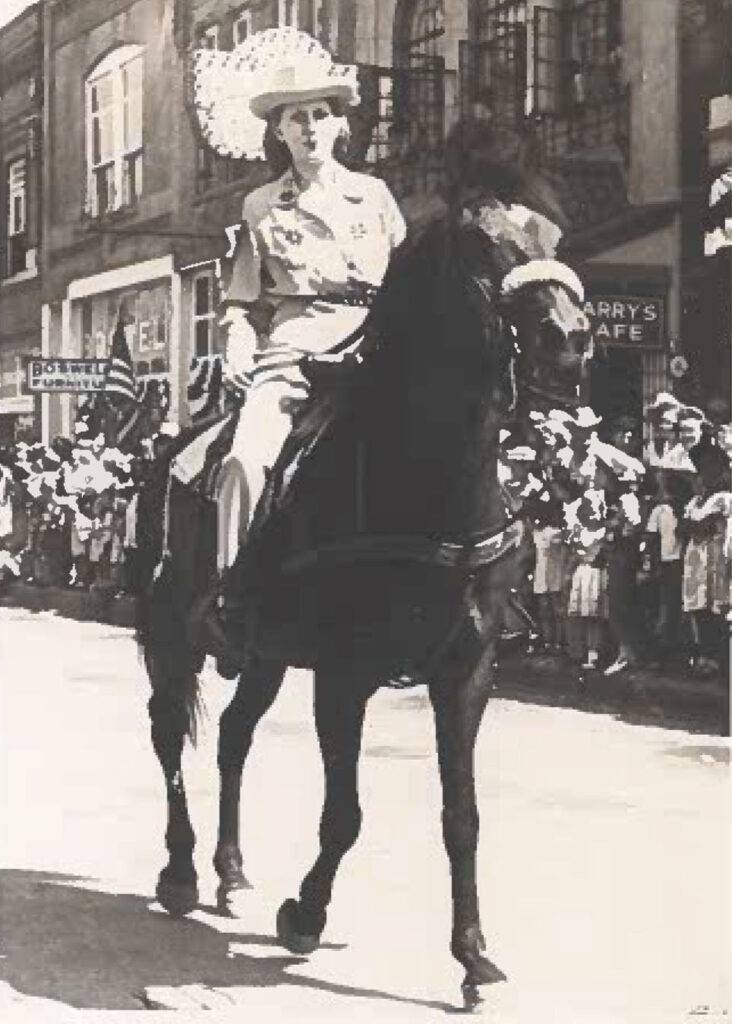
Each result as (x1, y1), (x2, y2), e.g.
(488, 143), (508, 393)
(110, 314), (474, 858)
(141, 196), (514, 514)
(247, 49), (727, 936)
(583, 295), (665, 348)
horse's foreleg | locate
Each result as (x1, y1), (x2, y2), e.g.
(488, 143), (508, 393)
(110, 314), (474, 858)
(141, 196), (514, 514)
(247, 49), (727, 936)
(214, 656), (287, 915)
(148, 659), (199, 917)
(429, 641), (506, 1006)
(277, 668), (371, 955)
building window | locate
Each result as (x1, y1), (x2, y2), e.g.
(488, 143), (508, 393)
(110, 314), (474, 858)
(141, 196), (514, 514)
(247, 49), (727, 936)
(708, 93), (732, 169)
(0, 351), (24, 400)
(397, 0), (445, 66)
(466, 0), (624, 124)
(193, 271), (217, 358)
(278, 0), (298, 29)
(5, 158), (28, 276)
(200, 24), (219, 49)
(234, 8), (253, 45)
(85, 45), (144, 217)
(299, 0), (337, 48)
(567, 0), (624, 107)
(393, 0), (446, 153)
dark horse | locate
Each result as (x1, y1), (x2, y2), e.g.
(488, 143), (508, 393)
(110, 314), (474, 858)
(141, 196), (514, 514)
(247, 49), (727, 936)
(136, 190), (590, 1008)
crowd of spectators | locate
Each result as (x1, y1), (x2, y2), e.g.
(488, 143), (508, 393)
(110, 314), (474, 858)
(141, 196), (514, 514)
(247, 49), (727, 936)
(523, 431), (731, 681)
(1, 402), (730, 685)
(0, 430), (177, 599)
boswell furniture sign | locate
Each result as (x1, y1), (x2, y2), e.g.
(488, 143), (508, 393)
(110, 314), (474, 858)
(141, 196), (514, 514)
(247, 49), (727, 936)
(27, 358), (110, 393)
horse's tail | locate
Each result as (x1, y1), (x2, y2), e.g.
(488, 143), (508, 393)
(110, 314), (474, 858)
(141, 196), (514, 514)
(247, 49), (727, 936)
(134, 452), (216, 744)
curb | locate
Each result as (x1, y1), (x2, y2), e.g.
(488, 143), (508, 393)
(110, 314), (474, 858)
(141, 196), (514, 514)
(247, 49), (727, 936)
(0, 582), (136, 629)
(495, 654), (729, 732)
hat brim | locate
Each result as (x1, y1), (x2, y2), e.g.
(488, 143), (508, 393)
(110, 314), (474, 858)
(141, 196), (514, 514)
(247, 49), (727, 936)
(250, 82), (357, 119)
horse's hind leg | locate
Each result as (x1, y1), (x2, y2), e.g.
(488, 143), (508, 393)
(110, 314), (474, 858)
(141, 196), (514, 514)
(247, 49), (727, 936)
(214, 656), (287, 915)
(276, 666), (372, 955)
(147, 654), (200, 917)
(429, 642), (507, 1008)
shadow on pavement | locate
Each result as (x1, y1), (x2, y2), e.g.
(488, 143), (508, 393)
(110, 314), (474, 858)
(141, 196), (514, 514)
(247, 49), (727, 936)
(0, 869), (455, 1013)
(493, 655), (729, 736)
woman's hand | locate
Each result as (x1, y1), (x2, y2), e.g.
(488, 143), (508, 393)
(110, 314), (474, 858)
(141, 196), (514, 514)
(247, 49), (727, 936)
(220, 307), (257, 381)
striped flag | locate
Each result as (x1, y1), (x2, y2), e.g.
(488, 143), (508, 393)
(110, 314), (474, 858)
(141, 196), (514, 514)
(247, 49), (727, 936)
(104, 319), (137, 402)
(188, 354), (224, 423)
(705, 168), (732, 256)
(116, 377), (171, 450)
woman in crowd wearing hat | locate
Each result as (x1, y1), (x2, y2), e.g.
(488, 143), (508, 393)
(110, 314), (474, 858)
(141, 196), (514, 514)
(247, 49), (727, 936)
(188, 39), (406, 665)
(681, 434), (732, 676)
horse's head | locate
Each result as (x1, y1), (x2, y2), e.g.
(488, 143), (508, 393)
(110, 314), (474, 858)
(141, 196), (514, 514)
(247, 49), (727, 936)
(455, 200), (591, 413)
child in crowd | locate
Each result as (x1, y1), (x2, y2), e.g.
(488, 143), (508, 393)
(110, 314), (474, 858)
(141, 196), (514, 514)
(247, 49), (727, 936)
(645, 471), (687, 666)
(682, 439), (732, 675)
(603, 486), (644, 676)
(109, 495), (128, 590)
(88, 491), (114, 586)
(566, 539), (608, 670)
(531, 503), (567, 652)
(69, 497), (92, 588)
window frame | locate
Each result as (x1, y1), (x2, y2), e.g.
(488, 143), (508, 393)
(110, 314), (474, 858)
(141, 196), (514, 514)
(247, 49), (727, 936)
(0, 351), (25, 399)
(85, 45), (144, 218)
(192, 269), (218, 359)
(233, 8), (253, 45)
(5, 157), (29, 277)
(278, 0), (299, 29)
(200, 24), (220, 49)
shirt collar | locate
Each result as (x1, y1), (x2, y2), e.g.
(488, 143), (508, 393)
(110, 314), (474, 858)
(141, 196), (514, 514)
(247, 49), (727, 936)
(276, 162), (363, 207)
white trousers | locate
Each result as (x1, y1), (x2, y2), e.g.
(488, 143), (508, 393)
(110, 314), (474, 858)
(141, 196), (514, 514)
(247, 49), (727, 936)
(216, 378), (300, 572)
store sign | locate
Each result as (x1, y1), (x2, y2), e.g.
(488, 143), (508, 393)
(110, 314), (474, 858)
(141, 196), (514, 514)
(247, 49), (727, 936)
(583, 295), (665, 348)
(26, 358), (110, 393)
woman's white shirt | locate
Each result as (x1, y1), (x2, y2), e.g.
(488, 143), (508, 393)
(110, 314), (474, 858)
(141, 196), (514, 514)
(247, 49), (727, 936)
(224, 164), (406, 374)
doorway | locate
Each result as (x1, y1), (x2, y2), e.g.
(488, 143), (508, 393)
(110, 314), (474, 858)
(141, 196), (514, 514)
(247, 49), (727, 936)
(589, 344), (644, 442)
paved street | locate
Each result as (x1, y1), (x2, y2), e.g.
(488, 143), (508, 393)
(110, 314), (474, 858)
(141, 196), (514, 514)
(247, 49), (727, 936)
(0, 607), (729, 1023)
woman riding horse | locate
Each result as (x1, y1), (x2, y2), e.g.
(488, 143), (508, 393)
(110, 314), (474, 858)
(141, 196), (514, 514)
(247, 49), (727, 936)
(178, 48), (406, 671)
(141, 30), (591, 1012)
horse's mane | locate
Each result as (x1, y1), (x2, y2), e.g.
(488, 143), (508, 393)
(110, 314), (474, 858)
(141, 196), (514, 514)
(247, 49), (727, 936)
(444, 118), (569, 231)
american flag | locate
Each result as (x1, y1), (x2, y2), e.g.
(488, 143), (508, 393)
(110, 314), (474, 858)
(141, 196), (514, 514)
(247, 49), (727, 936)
(104, 318), (138, 403)
(188, 354), (224, 423)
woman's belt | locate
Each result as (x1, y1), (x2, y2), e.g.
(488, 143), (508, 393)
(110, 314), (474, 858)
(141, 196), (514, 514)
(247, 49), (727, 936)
(263, 283), (378, 308)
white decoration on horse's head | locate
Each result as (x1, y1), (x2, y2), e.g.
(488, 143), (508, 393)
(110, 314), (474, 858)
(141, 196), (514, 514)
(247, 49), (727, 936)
(473, 201), (563, 260)
(192, 29), (360, 161)
(500, 259), (585, 305)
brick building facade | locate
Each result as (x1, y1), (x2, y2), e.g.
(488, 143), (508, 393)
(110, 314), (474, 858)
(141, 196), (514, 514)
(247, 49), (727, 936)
(0, 2), (43, 444)
(0, 0), (728, 446)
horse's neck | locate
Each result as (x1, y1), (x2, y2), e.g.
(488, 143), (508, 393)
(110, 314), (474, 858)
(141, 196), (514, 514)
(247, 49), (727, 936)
(407, 366), (506, 531)
(370, 331), (506, 538)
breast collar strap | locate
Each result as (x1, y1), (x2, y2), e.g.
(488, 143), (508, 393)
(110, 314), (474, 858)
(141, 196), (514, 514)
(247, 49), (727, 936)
(278, 519), (525, 576)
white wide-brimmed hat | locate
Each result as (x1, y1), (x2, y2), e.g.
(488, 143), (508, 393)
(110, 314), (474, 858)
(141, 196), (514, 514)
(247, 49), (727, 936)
(249, 59), (358, 118)
(193, 28), (359, 160)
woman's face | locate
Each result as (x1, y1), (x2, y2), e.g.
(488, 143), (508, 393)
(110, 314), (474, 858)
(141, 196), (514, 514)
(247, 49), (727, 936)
(275, 99), (345, 166)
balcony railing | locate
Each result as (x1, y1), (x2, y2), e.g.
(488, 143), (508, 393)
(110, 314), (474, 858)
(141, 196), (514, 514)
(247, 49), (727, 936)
(351, 63), (451, 199)
(534, 87), (630, 163)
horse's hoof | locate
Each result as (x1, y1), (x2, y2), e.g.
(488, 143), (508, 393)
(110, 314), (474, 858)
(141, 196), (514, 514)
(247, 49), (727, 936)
(461, 981), (483, 1013)
(465, 956), (506, 987)
(276, 898), (324, 956)
(156, 872), (199, 918)
(216, 877), (252, 918)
